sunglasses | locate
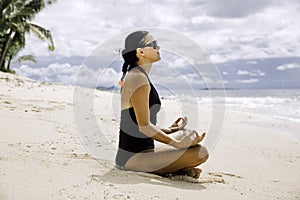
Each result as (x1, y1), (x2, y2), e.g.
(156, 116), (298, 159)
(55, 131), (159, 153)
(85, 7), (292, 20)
(144, 40), (159, 49)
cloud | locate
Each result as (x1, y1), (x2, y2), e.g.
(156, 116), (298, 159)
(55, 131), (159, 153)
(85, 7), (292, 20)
(235, 79), (259, 83)
(237, 70), (265, 76)
(247, 60), (258, 64)
(73, 65), (122, 88)
(276, 63), (300, 71)
(15, 63), (90, 86)
(14, 63), (81, 85)
(237, 70), (249, 75)
(188, 0), (300, 62)
(14, 63), (123, 87)
(18, 0), (300, 64)
(253, 70), (265, 76)
(205, 0), (274, 18)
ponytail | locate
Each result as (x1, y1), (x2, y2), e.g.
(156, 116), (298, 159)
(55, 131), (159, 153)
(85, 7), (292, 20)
(118, 49), (139, 87)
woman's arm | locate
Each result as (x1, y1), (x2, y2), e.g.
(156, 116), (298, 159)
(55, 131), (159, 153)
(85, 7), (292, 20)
(128, 73), (205, 149)
(130, 81), (179, 147)
(160, 127), (173, 134)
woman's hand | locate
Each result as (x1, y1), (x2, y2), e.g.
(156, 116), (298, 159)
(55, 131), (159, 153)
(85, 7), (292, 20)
(169, 116), (188, 133)
(173, 130), (206, 149)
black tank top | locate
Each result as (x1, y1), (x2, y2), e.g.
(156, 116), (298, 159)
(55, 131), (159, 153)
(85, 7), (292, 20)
(118, 66), (161, 154)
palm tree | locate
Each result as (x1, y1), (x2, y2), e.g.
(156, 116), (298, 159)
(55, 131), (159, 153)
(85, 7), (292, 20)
(0, 0), (56, 72)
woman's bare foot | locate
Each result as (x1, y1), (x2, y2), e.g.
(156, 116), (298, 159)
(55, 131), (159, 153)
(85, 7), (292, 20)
(173, 167), (202, 179)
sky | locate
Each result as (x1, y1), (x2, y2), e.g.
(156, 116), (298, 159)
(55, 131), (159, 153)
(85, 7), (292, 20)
(13, 0), (300, 89)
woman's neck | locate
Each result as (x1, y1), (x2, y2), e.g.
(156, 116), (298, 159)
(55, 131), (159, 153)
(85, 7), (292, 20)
(137, 63), (152, 75)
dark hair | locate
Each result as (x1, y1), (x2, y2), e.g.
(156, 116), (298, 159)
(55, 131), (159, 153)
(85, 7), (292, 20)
(120, 31), (149, 82)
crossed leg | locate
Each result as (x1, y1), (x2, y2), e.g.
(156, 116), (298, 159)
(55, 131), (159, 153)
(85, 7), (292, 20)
(124, 144), (209, 177)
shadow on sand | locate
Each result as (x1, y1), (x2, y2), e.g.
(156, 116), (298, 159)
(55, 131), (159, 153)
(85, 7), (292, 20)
(90, 161), (207, 190)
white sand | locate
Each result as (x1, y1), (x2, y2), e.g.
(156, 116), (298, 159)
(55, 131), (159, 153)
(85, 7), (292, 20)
(0, 71), (299, 200)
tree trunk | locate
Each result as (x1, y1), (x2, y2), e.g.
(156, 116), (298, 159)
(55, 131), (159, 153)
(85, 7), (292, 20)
(0, 29), (14, 71)
(7, 55), (13, 71)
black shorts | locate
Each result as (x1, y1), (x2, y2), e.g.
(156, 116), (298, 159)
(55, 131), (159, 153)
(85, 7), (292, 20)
(115, 148), (136, 169)
(115, 148), (154, 169)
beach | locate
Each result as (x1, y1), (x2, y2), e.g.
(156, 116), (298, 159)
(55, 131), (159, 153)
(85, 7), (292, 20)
(0, 71), (299, 200)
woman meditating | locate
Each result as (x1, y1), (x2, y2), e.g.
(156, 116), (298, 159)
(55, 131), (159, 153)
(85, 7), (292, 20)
(115, 31), (208, 179)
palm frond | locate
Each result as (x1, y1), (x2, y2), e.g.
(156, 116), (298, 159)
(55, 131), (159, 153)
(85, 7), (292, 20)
(1, 0), (56, 71)
(14, 54), (37, 63)
(28, 22), (55, 51)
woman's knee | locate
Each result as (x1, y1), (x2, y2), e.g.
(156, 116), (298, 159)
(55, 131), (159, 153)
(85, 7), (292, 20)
(199, 145), (209, 162)
(191, 145), (209, 164)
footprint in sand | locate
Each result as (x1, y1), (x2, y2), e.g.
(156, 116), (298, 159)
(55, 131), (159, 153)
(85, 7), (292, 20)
(208, 172), (243, 179)
(204, 172), (243, 184)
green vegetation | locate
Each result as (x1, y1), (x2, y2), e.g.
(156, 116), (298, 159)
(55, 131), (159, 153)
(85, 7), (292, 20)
(0, 0), (56, 73)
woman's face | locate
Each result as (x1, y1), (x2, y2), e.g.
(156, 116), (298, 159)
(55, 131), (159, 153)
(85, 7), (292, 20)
(139, 34), (161, 64)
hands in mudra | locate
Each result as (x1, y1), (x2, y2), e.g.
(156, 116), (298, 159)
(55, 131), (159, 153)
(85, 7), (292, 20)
(175, 130), (206, 149)
(168, 116), (206, 149)
(169, 116), (188, 132)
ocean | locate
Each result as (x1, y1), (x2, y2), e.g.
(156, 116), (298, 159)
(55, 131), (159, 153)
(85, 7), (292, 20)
(157, 89), (300, 140)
